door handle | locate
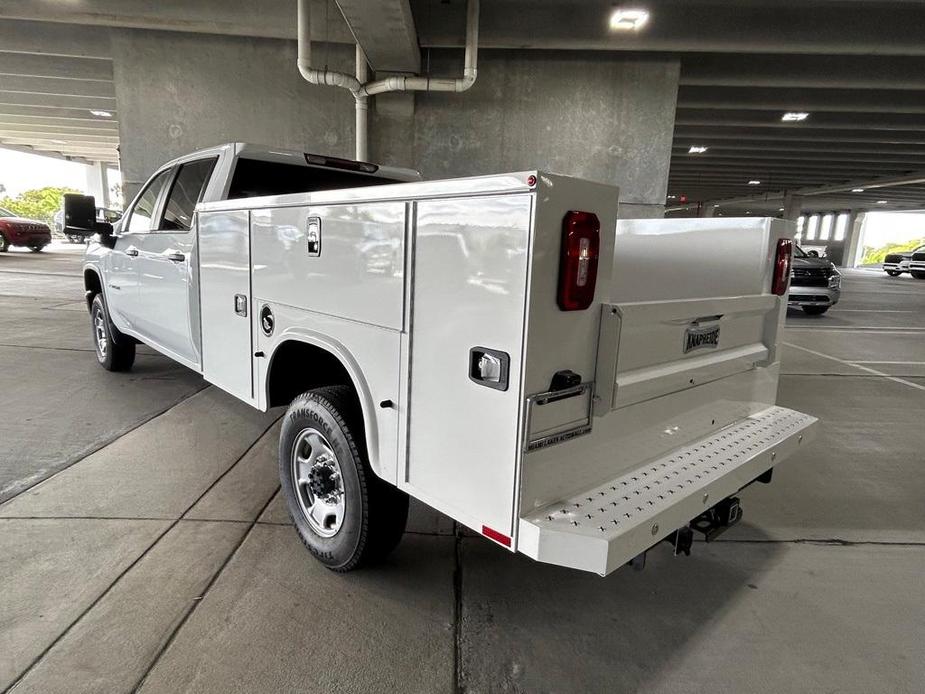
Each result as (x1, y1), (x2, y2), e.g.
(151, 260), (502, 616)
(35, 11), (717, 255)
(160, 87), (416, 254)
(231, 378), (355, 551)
(125, 246), (139, 257)
(165, 251), (185, 262)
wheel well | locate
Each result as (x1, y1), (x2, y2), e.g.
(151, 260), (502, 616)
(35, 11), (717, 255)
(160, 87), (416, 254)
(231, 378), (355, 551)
(267, 340), (360, 410)
(84, 269), (102, 309)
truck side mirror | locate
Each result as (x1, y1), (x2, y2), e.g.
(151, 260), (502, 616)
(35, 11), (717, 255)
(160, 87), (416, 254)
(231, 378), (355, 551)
(64, 194), (96, 232)
(64, 193), (115, 248)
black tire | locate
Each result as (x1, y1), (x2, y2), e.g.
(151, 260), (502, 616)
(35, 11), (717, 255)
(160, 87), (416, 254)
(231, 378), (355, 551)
(28, 244), (46, 253)
(886, 270), (902, 277)
(0, 234), (8, 252)
(802, 305), (829, 315)
(912, 271), (925, 280)
(90, 293), (135, 371)
(279, 385), (408, 572)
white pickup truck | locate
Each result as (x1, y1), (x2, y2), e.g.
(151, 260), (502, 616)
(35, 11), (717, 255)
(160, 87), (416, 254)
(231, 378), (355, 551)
(69, 142), (817, 576)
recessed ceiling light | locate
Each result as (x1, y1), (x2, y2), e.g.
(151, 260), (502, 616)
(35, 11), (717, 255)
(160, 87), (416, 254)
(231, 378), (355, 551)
(782, 112), (810, 122)
(748, 180), (761, 185)
(609, 8), (650, 31)
(713, 204), (719, 208)
(90, 110), (113, 118)
(667, 194), (677, 200)
(876, 200), (888, 204)
(49, 139), (66, 145)
(852, 188), (865, 193)
(778, 207), (785, 211)
(688, 145), (708, 154)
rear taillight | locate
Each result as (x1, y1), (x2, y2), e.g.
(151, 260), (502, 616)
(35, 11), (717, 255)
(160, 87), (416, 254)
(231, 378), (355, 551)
(772, 238), (793, 296)
(557, 211), (600, 311)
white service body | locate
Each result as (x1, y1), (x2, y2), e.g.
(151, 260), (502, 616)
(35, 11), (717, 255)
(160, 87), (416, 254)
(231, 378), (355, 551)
(88, 166), (816, 576)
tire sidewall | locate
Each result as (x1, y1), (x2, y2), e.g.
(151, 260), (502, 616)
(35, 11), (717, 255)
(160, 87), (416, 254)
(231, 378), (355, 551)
(279, 393), (367, 570)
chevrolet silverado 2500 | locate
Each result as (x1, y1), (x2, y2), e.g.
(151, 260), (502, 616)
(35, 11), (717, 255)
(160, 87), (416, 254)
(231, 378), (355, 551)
(70, 143), (817, 576)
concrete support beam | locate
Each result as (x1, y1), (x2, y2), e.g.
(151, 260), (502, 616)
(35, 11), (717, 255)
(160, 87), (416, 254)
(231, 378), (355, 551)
(335, 0), (421, 73)
(0, 52), (113, 81)
(677, 86), (925, 115)
(0, 142), (99, 165)
(0, 2), (351, 43)
(0, 19), (112, 59)
(0, 104), (117, 121)
(0, 75), (116, 98)
(85, 161), (110, 208)
(0, 91), (116, 111)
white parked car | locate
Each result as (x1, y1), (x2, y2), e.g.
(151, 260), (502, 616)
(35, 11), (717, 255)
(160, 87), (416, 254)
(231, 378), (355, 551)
(70, 143), (817, 576)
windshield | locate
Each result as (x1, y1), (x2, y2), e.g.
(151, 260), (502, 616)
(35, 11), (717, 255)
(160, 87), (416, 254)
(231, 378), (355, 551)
(0, 207), (15, 218)
(794, 245), (809, 258)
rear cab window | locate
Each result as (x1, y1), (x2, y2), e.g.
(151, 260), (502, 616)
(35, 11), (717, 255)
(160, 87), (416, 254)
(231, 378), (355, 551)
(227, 158), (402, 199)
(161, 158), (218, 231)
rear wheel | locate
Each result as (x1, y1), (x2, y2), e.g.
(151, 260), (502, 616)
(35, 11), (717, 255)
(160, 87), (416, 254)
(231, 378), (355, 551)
(912, 271), (925, 280)
(90, 293), (135, 371)
(279, 385), (408, 572)
(886, 270), (902, 277)
(0, 234), (8, 252)
(28, 244), (46, 253)
(802, 305), (829, 315)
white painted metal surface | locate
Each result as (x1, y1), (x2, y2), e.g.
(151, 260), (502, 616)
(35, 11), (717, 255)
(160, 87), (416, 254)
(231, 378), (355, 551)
(519, 406), (818, 576)
(199, 209), (253, 403)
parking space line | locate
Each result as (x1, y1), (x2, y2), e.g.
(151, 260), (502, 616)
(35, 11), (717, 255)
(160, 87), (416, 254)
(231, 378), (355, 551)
(788, 326), (925, 331)
(784, 342), (925, 393)
(830, 309), (914, 313)
(852, 361), (925, 365)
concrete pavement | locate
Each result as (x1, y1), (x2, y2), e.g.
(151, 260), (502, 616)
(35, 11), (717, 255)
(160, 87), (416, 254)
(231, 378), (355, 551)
(1, 248), (924, 693)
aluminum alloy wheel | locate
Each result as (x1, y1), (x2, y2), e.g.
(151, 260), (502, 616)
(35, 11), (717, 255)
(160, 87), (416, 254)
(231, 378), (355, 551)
(93, 307), (107, 358)
(291, 427), (345, 537)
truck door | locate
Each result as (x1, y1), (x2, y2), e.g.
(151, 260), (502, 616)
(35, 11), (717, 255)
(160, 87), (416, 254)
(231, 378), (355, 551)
(198, 209), (254, 403)
(105, 168), (172, 331)
(134, 158), (216, 369)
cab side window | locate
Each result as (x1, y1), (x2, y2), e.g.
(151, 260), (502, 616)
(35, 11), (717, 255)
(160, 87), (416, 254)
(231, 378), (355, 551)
(161, 158), (217, 231)
(126, 169), (172, 233)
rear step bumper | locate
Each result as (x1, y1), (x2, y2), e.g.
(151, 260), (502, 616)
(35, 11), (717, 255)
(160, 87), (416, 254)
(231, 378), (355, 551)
(518, 406), (817, 576)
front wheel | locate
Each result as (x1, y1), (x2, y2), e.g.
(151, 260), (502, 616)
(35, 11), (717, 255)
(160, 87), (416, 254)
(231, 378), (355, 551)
(90, 293), (135, 371)
(912, 271), (925, 280)
(279, 386), (408, 572)
(0, 234), (9, 252)
(28, 244), (46, 253)
(802, 305), (830, 316)
(886, 270), (902, 277)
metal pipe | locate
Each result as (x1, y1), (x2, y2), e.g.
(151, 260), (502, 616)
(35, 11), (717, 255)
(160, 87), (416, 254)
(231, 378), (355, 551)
(355, 44), (369, 161)
(359, 0), (479, 97)
(297, 0), (360, 94)
(296, 0), (480, 158)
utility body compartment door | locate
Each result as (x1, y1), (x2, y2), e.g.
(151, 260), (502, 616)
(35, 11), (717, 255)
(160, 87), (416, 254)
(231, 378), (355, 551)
(198, 210), (255, 403)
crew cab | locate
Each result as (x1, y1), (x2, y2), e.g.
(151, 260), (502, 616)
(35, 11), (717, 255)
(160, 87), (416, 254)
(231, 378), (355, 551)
(70, 144), (817, 577)
(0, 207), (52, 252)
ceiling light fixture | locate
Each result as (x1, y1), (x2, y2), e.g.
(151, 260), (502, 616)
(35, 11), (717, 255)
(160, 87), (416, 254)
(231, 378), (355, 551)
(852, 188), (865, 193)
(688, 145), (708, 154)
(748, 180), (761, 185)
(781, 112), (809, 122)
(609, 8), (650, 31)
(876, 200), (888, 204)
(90, 110), (113, 118)
(49, 139), (66, 145)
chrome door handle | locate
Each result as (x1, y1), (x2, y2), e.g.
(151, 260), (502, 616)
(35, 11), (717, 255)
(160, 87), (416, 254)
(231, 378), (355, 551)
(165, 251), (185, 262)
(125, 246), (139, 257)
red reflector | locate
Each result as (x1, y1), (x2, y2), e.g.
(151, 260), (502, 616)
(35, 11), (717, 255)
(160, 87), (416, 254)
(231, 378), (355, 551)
(481, 525), (512, 547)
(772, 238), (793, 296)
(557, 211), (601, 311)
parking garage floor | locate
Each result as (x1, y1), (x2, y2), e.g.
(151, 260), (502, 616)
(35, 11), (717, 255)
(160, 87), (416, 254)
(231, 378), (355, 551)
(2, 246), (923, 694)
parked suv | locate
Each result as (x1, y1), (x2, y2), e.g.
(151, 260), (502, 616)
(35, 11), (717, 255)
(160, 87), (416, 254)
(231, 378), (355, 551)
(882, 249), (918, 277)
(788, 245), (841, 315)
(0, 207), (52, 252)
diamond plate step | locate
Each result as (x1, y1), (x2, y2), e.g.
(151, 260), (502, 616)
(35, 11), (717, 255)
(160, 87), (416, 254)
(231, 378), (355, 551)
(518, 406), (817, 576)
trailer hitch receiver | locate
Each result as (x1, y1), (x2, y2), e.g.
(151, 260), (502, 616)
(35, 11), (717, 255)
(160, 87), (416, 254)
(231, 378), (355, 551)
(691, 496), (743, 542)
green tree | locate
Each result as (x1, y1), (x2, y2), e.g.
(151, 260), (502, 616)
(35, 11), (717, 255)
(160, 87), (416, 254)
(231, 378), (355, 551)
(0, 186), (81, 225)
(861, 238), (925, 265)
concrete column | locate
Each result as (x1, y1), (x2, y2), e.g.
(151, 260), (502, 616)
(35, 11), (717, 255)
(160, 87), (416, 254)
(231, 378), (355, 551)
(843, 211), (866, 268)
(85, 161), (110, 208)
(782, 192), (803, 221)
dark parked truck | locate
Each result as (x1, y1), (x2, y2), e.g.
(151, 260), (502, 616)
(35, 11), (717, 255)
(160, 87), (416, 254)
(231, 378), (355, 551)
(67, 143), (818, 576)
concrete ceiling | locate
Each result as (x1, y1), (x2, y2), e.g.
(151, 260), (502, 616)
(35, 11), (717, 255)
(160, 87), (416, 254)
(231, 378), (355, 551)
(1, 0), (924, 216)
